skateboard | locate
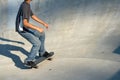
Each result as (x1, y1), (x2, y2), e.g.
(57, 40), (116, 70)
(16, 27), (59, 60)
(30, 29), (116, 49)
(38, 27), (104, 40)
(24, 52), (54, 69)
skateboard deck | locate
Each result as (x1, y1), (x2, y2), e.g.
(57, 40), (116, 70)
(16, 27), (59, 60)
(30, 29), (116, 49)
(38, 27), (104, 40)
(24, 52), (54, 69)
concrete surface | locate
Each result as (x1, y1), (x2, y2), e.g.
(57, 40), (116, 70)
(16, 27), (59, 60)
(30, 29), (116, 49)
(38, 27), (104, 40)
(0, 0), (120, 80)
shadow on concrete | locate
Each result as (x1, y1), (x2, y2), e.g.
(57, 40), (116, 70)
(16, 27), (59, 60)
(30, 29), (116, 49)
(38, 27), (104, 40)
(108, 70), (120, 80)
(0, 37), (29, 69)
(0, 37), (25, 45)
(113, 46), (120, 55)
(0, 44), (30, 69)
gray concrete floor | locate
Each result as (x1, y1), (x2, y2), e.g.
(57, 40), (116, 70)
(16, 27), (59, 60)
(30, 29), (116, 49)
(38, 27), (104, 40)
(1, 0), (120, 80)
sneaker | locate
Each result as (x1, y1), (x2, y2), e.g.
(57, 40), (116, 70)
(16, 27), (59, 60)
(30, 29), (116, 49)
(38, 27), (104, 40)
(24, 58), (36, 65)
(42, 51), (54, 58)
(28, 61), (34, 65)
(24, 61), (35, 67)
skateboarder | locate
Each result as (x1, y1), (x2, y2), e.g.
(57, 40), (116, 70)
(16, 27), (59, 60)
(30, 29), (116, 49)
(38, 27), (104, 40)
(16, 0), (52, 66)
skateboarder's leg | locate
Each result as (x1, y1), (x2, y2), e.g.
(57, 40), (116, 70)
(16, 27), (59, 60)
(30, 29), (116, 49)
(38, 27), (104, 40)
(39, 32), (46, 56)
(28, 38), (41, 61)
(32, 30), (53, 57)
(33, 30), (46, 56)
(19, 31), (41, 61)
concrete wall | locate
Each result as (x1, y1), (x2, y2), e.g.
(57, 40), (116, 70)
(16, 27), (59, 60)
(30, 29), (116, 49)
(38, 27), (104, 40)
(0, 0), (8, 32)
(0, 0), (120, 61)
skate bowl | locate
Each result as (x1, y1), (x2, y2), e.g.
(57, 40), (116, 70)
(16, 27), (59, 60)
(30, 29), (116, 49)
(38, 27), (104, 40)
(0, 0), (120, 80)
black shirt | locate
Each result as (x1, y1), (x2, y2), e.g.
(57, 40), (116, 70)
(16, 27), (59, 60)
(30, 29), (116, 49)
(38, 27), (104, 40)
(15, 1), (34, 32)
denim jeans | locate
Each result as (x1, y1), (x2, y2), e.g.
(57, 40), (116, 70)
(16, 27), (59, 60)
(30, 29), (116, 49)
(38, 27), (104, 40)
(18, 29), (46, 61)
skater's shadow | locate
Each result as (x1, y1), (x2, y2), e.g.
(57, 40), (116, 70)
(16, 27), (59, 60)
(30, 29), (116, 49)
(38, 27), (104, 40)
(0, 37), (30, 69)
(0, 44), (30, 69)
(0, 37), (25, 45)
(113, 46), (120, 55)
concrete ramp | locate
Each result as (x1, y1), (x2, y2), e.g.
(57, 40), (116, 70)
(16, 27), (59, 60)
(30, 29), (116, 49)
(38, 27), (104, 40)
(0, 0), (120, 80)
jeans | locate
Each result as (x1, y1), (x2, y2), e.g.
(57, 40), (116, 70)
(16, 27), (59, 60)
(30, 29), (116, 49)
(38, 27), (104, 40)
(18, 29), (46, 61)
